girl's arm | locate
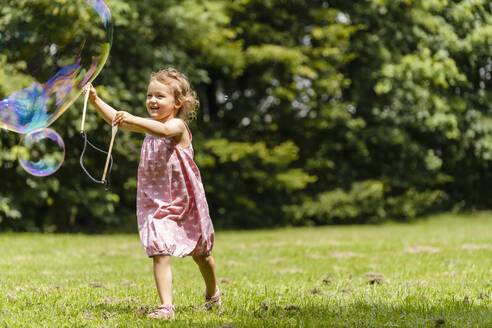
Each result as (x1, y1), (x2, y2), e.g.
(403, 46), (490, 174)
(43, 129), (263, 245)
(85, 83), (115, 125)
(84, 83), (185, 137)
(113, 111), (185, 138)
(84, 83), (146, 133)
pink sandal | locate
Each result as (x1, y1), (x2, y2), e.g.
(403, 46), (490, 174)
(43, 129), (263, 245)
(148, 304), (175, 319)
(205, 286), (221, 306)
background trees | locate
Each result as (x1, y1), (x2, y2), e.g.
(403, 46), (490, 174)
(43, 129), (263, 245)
(0, 0), (490, 231)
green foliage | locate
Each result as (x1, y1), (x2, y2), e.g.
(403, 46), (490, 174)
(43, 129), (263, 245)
(343, 0), (491, 213)
(287, 181), (447, 226)
(197, 139), (316, 227)
(386, 188), (447, 219)
(287, 180), (386, 225)
(1, 0), (491, 230)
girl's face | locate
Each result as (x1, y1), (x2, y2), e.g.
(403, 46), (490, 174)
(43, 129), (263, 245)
(146, 80), (181, 122)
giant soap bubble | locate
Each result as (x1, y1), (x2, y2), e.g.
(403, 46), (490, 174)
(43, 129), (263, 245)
(0, 0), (112, 134)
(18, 128), (65, 177)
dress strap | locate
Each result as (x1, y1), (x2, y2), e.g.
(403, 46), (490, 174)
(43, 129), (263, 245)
(184, 122), (192, 141)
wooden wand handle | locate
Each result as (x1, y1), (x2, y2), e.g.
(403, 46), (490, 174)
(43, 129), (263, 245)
(80, 88), (90, 133)
(101, 124), (118, 184)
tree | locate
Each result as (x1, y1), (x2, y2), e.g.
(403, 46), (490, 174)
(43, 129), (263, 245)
(1, 0), (490, 231)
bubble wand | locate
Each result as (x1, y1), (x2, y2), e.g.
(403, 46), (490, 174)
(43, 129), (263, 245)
(101, 124), (118, 184)
(79, 86), (115, 190)
(80, 87), (90, 133)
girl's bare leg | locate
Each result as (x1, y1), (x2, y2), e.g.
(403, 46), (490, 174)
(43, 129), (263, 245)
(153, 255), (172, 305)
(192, 254), (218, 296)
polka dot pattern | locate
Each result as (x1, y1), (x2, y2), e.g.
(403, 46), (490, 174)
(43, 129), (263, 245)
(136, 127), (214, 258)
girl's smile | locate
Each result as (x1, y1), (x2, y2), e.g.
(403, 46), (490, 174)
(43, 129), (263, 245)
(146, 80), (181, 122)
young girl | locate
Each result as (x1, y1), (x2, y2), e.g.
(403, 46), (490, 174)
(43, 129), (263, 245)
(84, 68), (220, 319)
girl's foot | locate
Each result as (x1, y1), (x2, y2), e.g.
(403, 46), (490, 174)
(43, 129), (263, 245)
(148, 304), (175, 319)
(205, 286), (221, 307)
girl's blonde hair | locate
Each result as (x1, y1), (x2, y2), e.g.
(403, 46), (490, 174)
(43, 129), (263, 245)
(150, 67), (199, 122)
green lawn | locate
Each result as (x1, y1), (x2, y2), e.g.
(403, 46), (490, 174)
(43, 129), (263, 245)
(0, 213), (491, 327)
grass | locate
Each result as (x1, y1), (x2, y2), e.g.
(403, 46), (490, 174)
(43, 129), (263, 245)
(0, 213), (491, 327)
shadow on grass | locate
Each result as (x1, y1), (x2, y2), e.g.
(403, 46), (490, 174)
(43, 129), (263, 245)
(85, 297), (491, 327)
(88, 301), (149, 316)
(226, 299), (491, 327)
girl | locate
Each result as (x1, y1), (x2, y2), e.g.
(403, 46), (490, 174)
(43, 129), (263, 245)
(84, 68), (220, 319)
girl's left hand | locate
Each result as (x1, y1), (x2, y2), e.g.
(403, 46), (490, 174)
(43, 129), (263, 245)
(112, 111), (132, 126)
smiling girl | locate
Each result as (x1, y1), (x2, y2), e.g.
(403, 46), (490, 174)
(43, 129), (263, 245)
(84, 68), (220, 319)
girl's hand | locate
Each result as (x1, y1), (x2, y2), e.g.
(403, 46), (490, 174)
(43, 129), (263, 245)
(112, 111), (133, 126)
(83, 83), (97, 103)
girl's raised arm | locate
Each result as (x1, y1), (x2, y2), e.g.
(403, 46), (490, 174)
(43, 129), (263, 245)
(84, 83), (117, 125)
(113, 112), (185, 138)
(84, 84), (146, 133)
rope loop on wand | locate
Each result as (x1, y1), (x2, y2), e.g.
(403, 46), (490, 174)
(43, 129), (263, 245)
(79, 131), (113, 191)
(79, 85), (115, 192)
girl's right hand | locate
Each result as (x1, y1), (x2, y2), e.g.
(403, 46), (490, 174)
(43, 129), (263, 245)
(83, 83), (97, 103)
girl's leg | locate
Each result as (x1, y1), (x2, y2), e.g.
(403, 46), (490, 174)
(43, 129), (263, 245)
(153, 255), (172, 305)
(192, 254), (218, 297)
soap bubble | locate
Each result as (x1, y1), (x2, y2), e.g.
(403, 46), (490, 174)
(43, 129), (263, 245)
(18, 128), (65, 177)
(0, 0), (112, 134)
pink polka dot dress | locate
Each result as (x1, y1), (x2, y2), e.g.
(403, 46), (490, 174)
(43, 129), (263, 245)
(136, 125), (214, 258)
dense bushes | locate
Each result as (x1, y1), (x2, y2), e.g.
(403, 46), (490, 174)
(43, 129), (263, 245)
(0, 0), (490, 231)
(286, 181), (446, 226)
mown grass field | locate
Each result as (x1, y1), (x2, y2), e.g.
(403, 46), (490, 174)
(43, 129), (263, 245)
(0, 213), (491, 327)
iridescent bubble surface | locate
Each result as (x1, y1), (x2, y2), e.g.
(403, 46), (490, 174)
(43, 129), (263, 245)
(0, 0), (112, 134)
(18, 128), (65, 177)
